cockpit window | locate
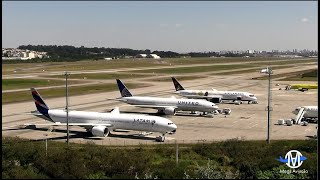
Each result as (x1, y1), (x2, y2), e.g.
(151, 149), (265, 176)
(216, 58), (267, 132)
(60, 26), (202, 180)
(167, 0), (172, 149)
(168, 123), (174, 125)
(249, 95), (254, 97)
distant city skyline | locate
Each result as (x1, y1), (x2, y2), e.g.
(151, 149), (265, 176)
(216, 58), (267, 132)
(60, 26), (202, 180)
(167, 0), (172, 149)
(2, 1), (318, 53)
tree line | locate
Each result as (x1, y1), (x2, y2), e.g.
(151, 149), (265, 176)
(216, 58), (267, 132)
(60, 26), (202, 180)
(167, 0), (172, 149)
(17, 45), (238, 61)
(18, 45), (182, 60)
(2, 137), (317, 179)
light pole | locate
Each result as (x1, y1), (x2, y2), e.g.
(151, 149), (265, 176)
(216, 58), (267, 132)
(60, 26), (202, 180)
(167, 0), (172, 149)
(261, 67), (273, 144)
(64, 71), (70, 145)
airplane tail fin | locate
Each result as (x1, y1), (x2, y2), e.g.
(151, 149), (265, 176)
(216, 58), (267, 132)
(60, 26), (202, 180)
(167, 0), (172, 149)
(171, 77), (185, 91)
(116, 79), (133, 97)
(30, 88), (52, 120)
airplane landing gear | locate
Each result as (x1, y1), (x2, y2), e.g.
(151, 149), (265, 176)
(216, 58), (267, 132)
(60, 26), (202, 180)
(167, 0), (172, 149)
(156, 134), (166, 142)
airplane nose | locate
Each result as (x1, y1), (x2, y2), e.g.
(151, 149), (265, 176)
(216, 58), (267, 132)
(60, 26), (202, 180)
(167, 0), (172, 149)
(172, 124), (177, 129)
(213, 105), (219, 110)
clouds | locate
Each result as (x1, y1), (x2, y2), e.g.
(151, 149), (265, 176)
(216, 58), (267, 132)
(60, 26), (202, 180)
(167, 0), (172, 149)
(301, 17), (309, 23)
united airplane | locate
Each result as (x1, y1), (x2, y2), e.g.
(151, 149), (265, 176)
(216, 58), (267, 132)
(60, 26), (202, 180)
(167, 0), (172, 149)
(28, 88), (177, 142)
(171, 77), (258, 104)
(116, 79), (220, 116)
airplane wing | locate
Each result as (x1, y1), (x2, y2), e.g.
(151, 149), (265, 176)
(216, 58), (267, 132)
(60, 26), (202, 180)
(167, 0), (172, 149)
(23, 122), (113, 127)
(133, 105), (177, 109)
(199, 95), (223, 99)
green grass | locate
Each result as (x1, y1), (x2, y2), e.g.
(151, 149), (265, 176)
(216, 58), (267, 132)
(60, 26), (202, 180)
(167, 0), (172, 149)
(2, 83), (149, 104)
(250, 59), (317, 66)
(2, 79), (81, 90)
(44, 73), (150, 80)
(129, 64), (258, 74)
(252, 69), (318, 81)
(279, 69), (318, 81)
(3, 57), (316, 75)
(214, 65), (294, 75)
(146, 75), (206, 82)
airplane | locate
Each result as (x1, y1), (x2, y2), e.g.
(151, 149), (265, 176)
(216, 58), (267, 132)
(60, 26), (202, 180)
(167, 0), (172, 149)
(285, 84), (318, 92)
(115, 79), (222, 116)
(292, 106), (318, 123)
(171, 77), (258, 104)
(28, 88), (177, 142)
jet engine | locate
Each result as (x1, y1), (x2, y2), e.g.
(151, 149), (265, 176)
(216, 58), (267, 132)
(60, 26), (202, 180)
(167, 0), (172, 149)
(164, 107), (176, 115)
(91, 126), (109, 137)
(299, 88), (308, 92)
(209, 97), (222, 103)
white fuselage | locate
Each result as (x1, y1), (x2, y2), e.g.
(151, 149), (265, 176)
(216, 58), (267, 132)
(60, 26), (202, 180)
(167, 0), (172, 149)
(292, 106), (318, 118)
(120, 96), (219, 112)
(47, 109), (177, 134)
(175, 90), (258, 102)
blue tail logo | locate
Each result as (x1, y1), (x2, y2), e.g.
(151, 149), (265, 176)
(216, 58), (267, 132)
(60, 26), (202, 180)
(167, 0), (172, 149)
(172, 77), (185, 91)
(116, 79), (133, 97)
(31, 88), (52, 121)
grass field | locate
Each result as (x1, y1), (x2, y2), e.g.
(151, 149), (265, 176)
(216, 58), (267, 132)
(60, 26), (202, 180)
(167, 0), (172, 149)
(129, 64), (258, 74)
(3, 57), (316, 75)
(252, 69), (318, 81)
(2, 83), (149, 104)
(44, 73), (150, 80)
(2, 79), (81, 90)
(278, 69), (318, 81)
(145, 75), (207, 82)
(213, 65), (294, 75)
(250, 59), (317, 66)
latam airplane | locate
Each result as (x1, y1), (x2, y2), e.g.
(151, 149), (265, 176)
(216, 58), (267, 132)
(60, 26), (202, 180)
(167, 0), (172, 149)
(29, 88), (177, 142)
(171, 77), (258, 104)
(116, 79), (221, 116)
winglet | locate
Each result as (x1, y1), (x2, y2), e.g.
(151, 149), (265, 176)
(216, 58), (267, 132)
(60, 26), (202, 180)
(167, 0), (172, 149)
(116, 79), (133, 97)
(110, 107), (120, 114)
(171, 77), (185, 91)
(30, 88), (52, 121)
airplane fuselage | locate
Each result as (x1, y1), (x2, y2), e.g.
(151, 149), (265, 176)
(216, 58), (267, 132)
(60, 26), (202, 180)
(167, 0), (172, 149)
(120, 96), (219, 112)
(47, 109), (177, 134)
(176, 90), (258, 102)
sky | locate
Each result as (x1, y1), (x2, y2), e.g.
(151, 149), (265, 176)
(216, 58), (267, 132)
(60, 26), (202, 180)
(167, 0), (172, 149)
(2, 1), (318, 53)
